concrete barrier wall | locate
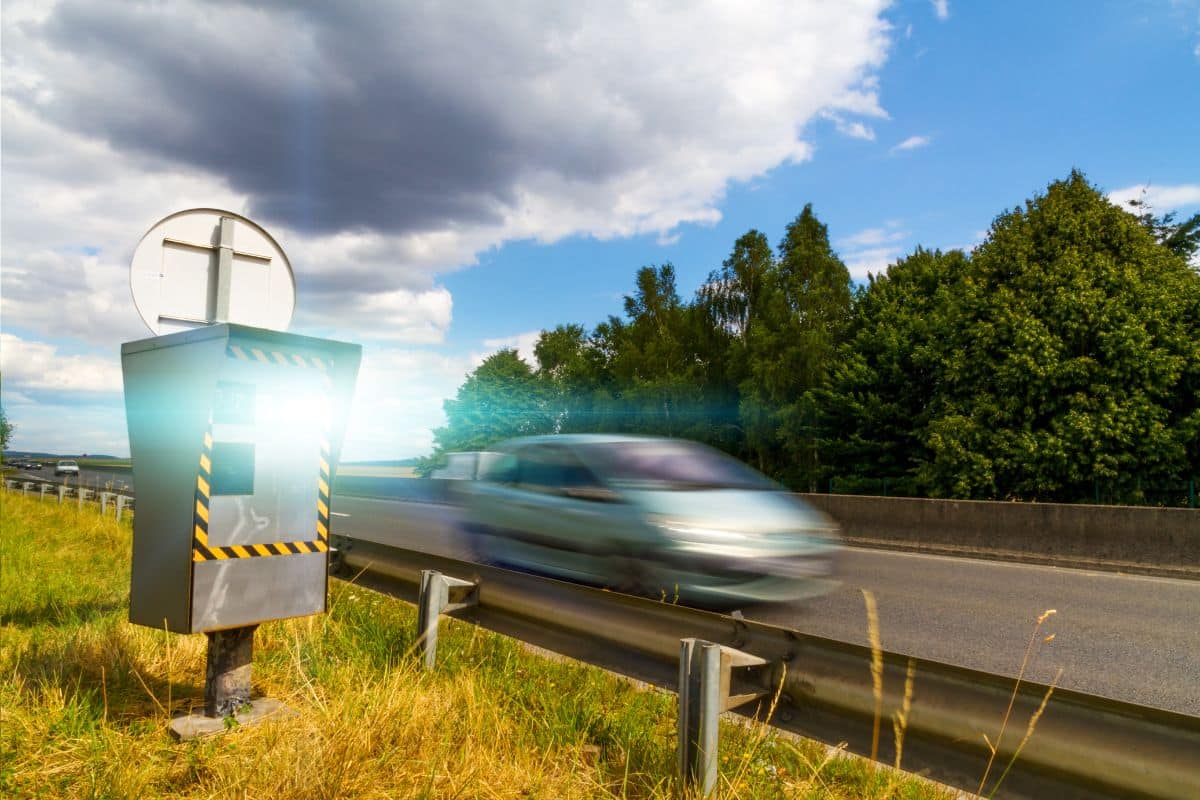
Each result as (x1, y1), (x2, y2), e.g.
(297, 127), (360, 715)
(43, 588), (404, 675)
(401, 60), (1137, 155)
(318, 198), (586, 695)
(799, 493), (1200, 577)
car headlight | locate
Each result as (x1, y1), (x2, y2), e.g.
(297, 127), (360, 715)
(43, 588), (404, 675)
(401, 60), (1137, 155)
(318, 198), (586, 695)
(650, 517), (749, 544)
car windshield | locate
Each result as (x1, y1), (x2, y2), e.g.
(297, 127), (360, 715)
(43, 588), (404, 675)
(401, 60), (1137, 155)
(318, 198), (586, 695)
(583, 441), (777, 491)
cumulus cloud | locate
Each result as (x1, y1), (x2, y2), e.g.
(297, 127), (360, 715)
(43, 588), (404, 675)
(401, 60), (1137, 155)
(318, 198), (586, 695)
(890, 135), (932, 154)
(479, 330), (543, 368)
(844, 246), (904, 281)
(6, 1), (891, 247)
(2, 0), (896, 456)
(0, 334), (123, 394)
(931, 0), (950, 21)
(341, 346), (475, 459)
(838, 222), (910, 280)
(1108, 183), (1200, 213)
(838, 223), (909, 250)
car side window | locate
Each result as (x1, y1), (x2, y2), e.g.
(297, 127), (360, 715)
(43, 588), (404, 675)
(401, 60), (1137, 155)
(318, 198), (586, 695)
(482, 453), (518, 484)
(516, 445), (600, 494)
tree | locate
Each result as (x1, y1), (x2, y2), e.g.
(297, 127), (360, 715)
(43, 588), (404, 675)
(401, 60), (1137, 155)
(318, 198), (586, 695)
(1124, 193), (1200, 265)
(823, 247), (971, 495)
(0, 406), (12, 459)
(919, 171), (1200, 500)
(700, 230), (773, 343)
(426, 349), (552, 462)
(741, 205), (852, 486)
(0, 374), (12, 458)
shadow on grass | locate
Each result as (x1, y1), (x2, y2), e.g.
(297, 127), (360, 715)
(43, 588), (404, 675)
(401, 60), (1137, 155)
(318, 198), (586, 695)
(2, 598), (126, 629)
(8, 617), (206, 730)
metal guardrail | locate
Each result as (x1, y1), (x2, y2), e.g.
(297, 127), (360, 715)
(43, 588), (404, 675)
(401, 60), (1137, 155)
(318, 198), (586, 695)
(3, 477), (134, 519)
(333, 534), (1200, 800)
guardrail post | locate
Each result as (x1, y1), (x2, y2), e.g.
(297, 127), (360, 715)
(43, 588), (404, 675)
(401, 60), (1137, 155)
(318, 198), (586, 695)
(416, 569), (479, 670)
(100, 492), (110, 515)
(22, 481), (31, 496)
(40, 484), (49, 501)
(116, 495), (128, 522)
(677, 638), (769, 798)
(58, 485), (67, 504)
(78, 488), (87, 510)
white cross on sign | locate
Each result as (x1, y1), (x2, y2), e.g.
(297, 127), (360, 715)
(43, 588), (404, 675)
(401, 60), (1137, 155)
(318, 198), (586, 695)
(160, 216), (271, 324)
(129, 209), (296, 335)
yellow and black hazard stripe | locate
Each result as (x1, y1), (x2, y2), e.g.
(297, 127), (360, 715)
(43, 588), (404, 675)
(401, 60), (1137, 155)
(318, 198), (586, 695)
(317, 435), (331, 548)
(191, 426), (332, 562)
(226, 343), (331, 372)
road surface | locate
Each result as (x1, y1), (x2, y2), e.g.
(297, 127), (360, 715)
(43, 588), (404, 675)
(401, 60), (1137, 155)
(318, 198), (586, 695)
(329, 495), (1200, 716)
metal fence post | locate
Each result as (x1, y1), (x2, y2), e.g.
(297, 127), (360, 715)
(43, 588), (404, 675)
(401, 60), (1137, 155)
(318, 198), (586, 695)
(416, 569), (478, 670)
(677, 638), (769, 798)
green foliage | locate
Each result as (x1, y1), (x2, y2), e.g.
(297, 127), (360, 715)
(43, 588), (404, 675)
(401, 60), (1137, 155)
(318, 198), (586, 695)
(427, 172), (1197, 505)
(919, 171), (1200, 500)
(0, 406), (12, 457)
(823, 247), (971, 495)
(429, 349), (552, 454)
(1125, 193), (1200, 264)
(0, 373), (13, 457)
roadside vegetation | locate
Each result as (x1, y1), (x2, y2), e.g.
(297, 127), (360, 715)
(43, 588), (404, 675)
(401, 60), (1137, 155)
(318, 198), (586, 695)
(1, 492), (951, 799)
(422, 171), (1200, 506)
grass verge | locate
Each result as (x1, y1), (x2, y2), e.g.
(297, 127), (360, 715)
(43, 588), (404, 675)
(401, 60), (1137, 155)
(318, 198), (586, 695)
(1, 492), (952, 799)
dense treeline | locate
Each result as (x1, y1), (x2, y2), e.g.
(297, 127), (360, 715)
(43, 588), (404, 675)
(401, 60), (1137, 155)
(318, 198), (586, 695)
(425, 171), (1200, 504)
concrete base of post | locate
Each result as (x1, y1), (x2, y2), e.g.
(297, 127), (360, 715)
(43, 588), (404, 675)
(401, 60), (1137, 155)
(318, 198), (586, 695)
(169, 697), (295, 741)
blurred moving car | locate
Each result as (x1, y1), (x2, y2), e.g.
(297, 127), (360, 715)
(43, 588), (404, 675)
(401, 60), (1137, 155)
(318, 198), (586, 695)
(430, 451), (502, 481)
(459, 434), (840, 608)
(55, 460), (80, 476)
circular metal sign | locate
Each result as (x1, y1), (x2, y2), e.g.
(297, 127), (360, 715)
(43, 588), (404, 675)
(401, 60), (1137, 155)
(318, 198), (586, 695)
(130, 208), (296, 335)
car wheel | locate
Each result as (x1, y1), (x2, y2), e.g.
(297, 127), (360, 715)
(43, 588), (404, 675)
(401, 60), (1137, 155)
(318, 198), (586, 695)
(467, 524), (502, 567)
(608, 555), (672, 601)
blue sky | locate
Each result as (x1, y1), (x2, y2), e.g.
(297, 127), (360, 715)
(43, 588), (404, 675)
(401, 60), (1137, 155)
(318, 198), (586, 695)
(2, 0), (1198, 459)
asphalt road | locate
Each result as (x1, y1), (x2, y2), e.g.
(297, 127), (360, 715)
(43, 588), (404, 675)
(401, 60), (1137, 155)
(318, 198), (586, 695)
(330, 495), (1200, 716)
(6, 467), (134, 493)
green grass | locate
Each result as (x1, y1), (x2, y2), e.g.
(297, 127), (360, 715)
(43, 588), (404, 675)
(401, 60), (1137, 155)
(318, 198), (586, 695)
(0, 492), (951, 799)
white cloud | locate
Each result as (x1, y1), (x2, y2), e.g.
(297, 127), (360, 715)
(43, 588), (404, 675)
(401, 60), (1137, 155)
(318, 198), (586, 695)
(821, 111), (879, 141)
(341, 347), (475, 460)
(890, 135), (932, 154)
(838, 223), (909, 250)
(931, 0), (950, 21)
(838, 222), (910, 279)
(2, 0), (897, 458)
(0, 334), (122, 393)
(844, 246), (902, 282)
(479, 330), (543, 368)
(1107, 183), (1200, 213)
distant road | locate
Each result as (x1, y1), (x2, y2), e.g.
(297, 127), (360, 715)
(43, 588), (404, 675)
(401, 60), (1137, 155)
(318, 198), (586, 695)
(329, 495), (1200, 716)
(8, 466), (135, 493)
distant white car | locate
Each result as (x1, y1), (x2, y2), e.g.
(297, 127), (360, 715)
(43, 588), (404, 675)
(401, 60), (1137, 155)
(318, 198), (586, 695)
(55, 460), (80, 476)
